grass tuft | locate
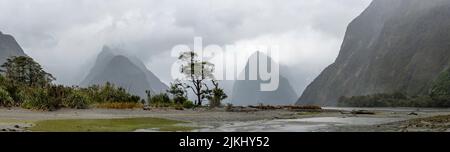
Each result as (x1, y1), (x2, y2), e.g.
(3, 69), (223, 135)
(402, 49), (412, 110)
(94, 102), (143, 109)
(29, 117), (194, 132)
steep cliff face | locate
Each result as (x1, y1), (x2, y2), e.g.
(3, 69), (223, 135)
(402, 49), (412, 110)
(297, 0), (450, 106)
(81, 46), (168, 98)
(231, 52), (297, 105)
(0, 31), (27, 64)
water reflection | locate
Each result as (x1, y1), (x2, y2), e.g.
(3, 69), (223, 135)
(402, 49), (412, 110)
(196, 117), (403, 132)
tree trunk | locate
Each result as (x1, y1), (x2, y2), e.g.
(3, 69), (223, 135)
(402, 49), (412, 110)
(197, 94), (202, 106)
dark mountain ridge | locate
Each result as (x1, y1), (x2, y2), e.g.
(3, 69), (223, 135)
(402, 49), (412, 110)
(231, 52), (297, 105)
(0, 31), (27, 64)
(81, 46), (168, 98)
(298, 0), (450, 106)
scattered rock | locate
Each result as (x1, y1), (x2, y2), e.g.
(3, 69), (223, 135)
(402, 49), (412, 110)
(340, 111), (351, 114)
(351, 110), (375, 115)
(14, 125), (20, 128)
(227, 106), (259, 112)
(1, 129), (6, 132)
(143, 106), (151, 111)
(7, 128), (16, 132)
(408, 112), (418, 116)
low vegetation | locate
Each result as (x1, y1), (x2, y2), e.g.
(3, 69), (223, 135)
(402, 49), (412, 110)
(338, 68), (450, 107)
(177, 51), (228, 107)
(29, 117), (194, 132)
(95, 102), (143, 109)
(0, 55), (229, 111)
(338, 93), (450, 108)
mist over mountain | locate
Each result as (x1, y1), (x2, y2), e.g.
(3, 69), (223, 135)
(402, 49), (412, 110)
(231, 52), (297, 105)
(298, 0), (450, 106)
(0, 31), (27, 64)
(80, 46), (168, 98)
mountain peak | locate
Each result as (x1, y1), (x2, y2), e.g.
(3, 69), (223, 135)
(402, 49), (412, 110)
(231, 52), (297, 105)
(81, 47), (168, 98)
(109, 55), (130, 63)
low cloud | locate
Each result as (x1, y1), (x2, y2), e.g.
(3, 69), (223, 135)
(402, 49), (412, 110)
(0, 0), (371, 94)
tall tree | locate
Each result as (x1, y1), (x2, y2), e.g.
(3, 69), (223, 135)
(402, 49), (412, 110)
(178, 51), (214, 105)
(1, 56), (55, 87)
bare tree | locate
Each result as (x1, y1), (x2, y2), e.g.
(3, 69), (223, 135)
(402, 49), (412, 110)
(178, 51), (214, 105)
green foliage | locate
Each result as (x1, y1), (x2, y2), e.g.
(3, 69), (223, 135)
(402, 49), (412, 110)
(182, 100), (195, 109)
(430, 68), (450, 107)
(0, 73), (24, 106)
(204, 80), (228, 108)
(80, 82), (140, 104)
(167, 80), (188, 104)
(148, 93), (172, 107)
(95, 102), (143, 109)
(1, 56), (55, 87)
(338, 93), (447, 107)
(63, 91), (89, 109)
(29, 117), (193, 132)
(0, 87), (13, 107)
(47, 85), (72, 107)
(0, 56), (211, 110)
(338, 69), (450, 108)
(147, 91), (194, 109)
(178, 51), (214, 105)
(21, 88), (59, 111)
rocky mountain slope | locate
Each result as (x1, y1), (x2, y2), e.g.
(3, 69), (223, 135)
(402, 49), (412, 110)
(81, 46), (168, 98)
(232, 52), (297, 105)
(298, 0), (450, 106)
(0, 31), (27, 64)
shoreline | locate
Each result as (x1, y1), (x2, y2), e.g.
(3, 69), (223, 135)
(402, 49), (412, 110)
(1, 107), (450, 132)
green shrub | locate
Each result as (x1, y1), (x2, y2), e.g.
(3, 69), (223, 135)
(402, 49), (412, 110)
(148, 93), (172, 107)
(80, 82), (140, 104)
(174, 96), (188, 105)
(182, 100), (195, 109)
(174, 104), (184, 110)
(0, 87), (13, 107)
(21, 88), (59, 111)
(430, 69), (450, 107)
(0, 75), (23, 106)
(95, 102), (143, 109)
(205, 80), (228, 108)
(47, 85), (72, 106)
(63, 91), (89, 109)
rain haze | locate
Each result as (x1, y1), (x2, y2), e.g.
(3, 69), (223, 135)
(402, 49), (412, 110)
(0, 0), (371, 95)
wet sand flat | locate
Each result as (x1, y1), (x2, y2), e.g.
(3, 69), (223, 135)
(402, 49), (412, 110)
(1, 107), (450, 132)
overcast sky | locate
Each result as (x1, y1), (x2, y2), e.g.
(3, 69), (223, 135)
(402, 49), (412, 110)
(0, 0), (371, 94)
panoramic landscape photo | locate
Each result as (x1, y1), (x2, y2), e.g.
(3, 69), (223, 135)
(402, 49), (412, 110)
(0, 0), (450, 132)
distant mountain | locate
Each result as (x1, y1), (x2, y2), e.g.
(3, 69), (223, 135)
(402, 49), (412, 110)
(231, 52), (297, 105)
(297, 0), (450, 106)
(81, 46), (168, 98)
(0, 31), (27, 64)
